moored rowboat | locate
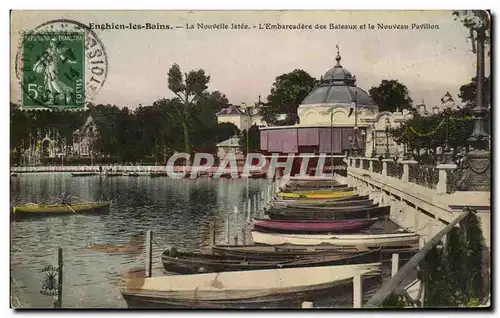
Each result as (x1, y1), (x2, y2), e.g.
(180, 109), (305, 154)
(251, 231), (420, 247)
(162, 247), (380, 274)
(281, 187), (354, 194)
(12, 201), (111, 218)
(272, 198), (374, 209)
(266, 205), (390, 220)
(210, 244), (371, 260)
(119, 262), (382, 308)
(150, 172), (168, 178)
(71, 172), (100, 177)
(210, 244), (418, 260)
(253, 218), (378, 234)
(278, 191), (356, 199)
(274, 194), (369, 204)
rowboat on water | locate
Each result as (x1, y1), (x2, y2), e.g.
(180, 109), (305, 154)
(71, 172), (100, 177)
(272, 198), (374, 209)
(282, 183), (348, 191)
(253, 217), (378, 234)
(128, 172), (140, 177)
(278, 191), (356, 199)
(150, 172), (168, 178)
(267, 203), (379, 213)
(266, 205), (390, 220)
(281, 187), (355, 194)
(162, 246), (381, 274)
(119, 262), (382, 308)
(106, 172), (123, 177)
(12, 201), (112, 219)
(274, 194), (370, 204)
(251, 231), (420, 247)
(210, 244), (373, 260)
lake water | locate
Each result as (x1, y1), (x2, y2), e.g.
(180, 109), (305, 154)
(10, 173), (270, 308)
(10, 173), (398, 308)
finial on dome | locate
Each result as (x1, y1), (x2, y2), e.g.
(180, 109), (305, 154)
(335, 44), (342, 65)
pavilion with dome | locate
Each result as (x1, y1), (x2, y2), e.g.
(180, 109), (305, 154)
(259, 48), (413, 173)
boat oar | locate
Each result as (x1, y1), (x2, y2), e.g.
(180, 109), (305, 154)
(65, 204), (79, 215)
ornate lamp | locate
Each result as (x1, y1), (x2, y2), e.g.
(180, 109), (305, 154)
(385, 118), (391, 158)
(454, 10), (491, 191)
(442, 92), (455, 163)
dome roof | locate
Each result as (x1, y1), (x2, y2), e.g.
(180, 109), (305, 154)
(300, 48), (376, 107)
(322, 54), (356, 86)
(301, 85), (376, 105)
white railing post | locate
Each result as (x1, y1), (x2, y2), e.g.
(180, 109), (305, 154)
(368, 158), (374, 172)
(436, 163), (457, 195)
(382, 159), (391, 177)
(391, 253), (400, 277)
(353, 274), (362, 308)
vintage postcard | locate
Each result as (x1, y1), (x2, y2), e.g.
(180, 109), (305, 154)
(10, 10), (491, 309)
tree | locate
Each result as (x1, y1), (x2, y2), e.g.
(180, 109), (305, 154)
(458, 76), (491, 108)
(391, 108), (474, 154)
(368, 79), (413, 112)
(214, 122), (240, 143)
(167, 63), (210, 155)
(260, 69), (317, 126)
(239, 125), (260, 154)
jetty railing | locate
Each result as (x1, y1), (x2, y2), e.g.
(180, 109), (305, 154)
(364, 210), (470, 308)
(348, 157), (459, 195)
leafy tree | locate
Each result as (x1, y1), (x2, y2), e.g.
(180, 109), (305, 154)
(260, 69), (317, 126)
(214, 122), (240, 143)
(167, 63), (210, 155)
(458, 76), (491, 108)
(391, 108), (474, 153)
(369, 79), (413, 112)
(239, 125), (260, 154)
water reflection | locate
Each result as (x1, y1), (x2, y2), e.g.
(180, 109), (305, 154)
(11, 173), (266, 308)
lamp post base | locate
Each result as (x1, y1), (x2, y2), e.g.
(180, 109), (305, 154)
(457, 149), (491, 191)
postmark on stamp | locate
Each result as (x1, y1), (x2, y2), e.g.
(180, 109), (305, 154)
(15, 19), (108, 110)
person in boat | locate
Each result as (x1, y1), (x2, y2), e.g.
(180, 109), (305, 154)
(60, 192), (72, 204)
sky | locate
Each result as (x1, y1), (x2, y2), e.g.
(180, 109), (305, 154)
(10, 10), (491, 110)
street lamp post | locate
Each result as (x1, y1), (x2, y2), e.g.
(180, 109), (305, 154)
(385, 118), (391, 158)
(442, 92), (455, 163)
(454, 10), (490, 191)
(370, 123), (376, 158)
(360, 129), (366, 157)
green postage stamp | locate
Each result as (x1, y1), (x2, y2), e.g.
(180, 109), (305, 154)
(21, 32), (85, 109)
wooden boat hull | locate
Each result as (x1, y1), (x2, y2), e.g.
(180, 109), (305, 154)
(162, 248), (381, 274)
(253, 218), (377, 234)
(281, 187), (354, 195)
(211, 245), (371, 260)
(12, 201), (111, 219)
(272, 198), (373, 209)
(106, 173), (123, 177)
(251, 231), (420, 247)
(71, 172), (100, 177)
(150, 172), (168, 178)
(278, 191), (356, 199)
(211, 244), (418, 261)
(283, 184), (348, 191)
(275, 194), (369, 204)
(266, 206), (390, 220)
(120, 263), (382, 308)
(267, 203), (378, 213)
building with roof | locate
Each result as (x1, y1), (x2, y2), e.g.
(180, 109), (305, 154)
(216, 104), (265, 131)
(72, 115), (99, 157)
(259, 48), (413, 164)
